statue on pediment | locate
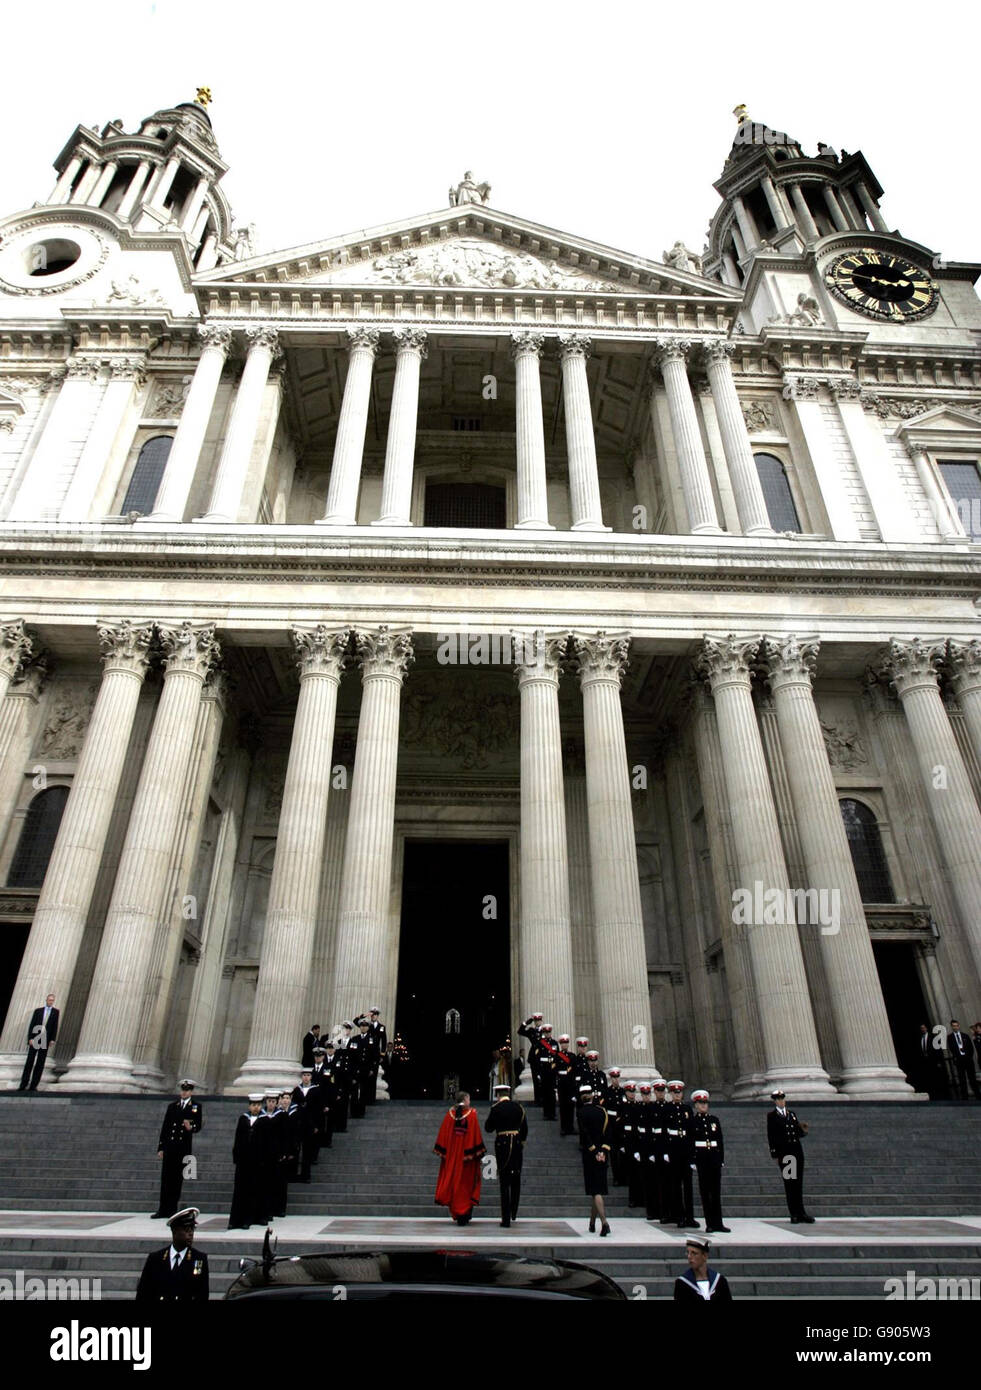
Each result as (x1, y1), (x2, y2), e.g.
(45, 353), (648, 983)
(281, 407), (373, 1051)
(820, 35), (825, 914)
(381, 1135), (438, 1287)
(663, 240), (703, 275)
(448, 171), (491, 206)
(232, 224), (257, 261)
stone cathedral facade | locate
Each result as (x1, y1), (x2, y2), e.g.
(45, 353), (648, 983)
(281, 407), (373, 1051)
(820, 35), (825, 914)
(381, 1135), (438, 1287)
(0, 96), (978, 1100)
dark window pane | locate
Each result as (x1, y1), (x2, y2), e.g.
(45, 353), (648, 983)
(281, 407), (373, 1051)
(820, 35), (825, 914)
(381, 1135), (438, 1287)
(8, 786), (70, 888)
(754, 452), (801, 532)
(840, 798), (895, 903)
(938, 461), (981, 541)
(424, 483), (506, 529)
(121, 436), (172, 515)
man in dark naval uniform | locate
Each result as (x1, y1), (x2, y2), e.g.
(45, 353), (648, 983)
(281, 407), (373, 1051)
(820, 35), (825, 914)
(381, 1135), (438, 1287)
(346, 1019), (372, 1117)
(152, 1079), (203, 1219)
(766, 1088), (814, 1222)
(673, 1236), (733, 1303)
(484, 1083), (529, 1227)
(228, 1093), (264, 1229)
(665, 1080), (697, 1228)
(690, 1089), (730, 1233)
(517, 1013), (545, 1102)
(364, 1006), (387, 1102)
(136, 1207), (209, 1302)
(554, 1034), (578, 1135)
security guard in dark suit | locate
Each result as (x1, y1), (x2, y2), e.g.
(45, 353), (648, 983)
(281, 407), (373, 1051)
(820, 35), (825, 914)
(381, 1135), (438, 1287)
(690, 1089), (730, 1233)
(136, 1207), (209, 1302)
(152, 1079), (203, 1219)
(484, 1083), (529, 1226)
(767, 1089), (813, 1222)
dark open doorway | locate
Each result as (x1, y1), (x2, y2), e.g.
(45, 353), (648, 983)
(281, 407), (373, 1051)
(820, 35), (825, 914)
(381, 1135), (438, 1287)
(393, 840), (510, 1100)
(0, 921), (30, 1040)
(872, 940), (934, 1089)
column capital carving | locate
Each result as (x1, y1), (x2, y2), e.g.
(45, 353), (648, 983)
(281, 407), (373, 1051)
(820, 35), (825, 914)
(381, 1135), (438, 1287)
(292, 624), (350, 680)
(391, 327), (429, 359)
(572, 631), (630, 685)
(10, 651), (50, 700)
(65, 357), (101, 382)
(782, 373), (820, 401)
(157, 621), (220, 679)
(346, 327), (382, 354)
(703, 339), (736, 365)
(512, 630), (567, 683)
(510, 330), (546, 361)
(653, 337), (693, 367)
(108, 355), (148, 385)
(558, 333), (592, 362)
(830, 376), (862, 402)
(694, 633), (760, 688)
(761, 634), (820, 688)
(98, 619), (154, 677)
(0, 620), (33, 682)
(355, 625), (414, 681)
(948, 638), (981, 696)
(244, 326), (282, 357)
(197, 323), (233, 352)
(42, 368), (67, 395)
(202, 665), (232, 708)
(880, 637), (945, 697)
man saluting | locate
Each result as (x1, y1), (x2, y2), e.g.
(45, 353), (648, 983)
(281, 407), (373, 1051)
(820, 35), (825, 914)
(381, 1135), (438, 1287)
(433, 1091), (485, 1225)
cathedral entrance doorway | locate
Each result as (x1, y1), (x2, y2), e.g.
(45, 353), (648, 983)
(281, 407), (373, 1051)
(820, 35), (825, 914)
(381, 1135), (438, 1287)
(872, 940), (932, 1087)
(0, 921), (30, 1044)
(392, 839), (510, 1100)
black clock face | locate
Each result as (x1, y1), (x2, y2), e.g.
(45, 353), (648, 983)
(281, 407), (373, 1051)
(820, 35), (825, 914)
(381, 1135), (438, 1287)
(825, 250), (938, 321)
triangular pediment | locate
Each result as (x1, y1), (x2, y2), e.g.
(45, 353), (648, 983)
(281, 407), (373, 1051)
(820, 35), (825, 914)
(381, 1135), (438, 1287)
(896, 405), (981, 432)
(195, 203), (740, 302)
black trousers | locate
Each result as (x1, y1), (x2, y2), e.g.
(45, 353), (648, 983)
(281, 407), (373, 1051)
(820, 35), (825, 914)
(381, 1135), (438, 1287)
(19, 1047), (48, 1090)
(695, 1156), (725, 1229)
(158, 1150), (187, 1217)
(495, 1138), (523, 1223)
(349, 1075), (367, 1118)
(539, 1071), (556, 1120)
(952, 1056), (981, 1100)
(777, 1146), (806, 1218)
(666, 1148), (695, 1223)
(642, 1155), (660, 1219)
(557, 1080), (576, 1133)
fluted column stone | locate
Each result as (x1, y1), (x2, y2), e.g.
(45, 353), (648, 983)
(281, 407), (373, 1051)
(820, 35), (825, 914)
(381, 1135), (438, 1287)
(883, 639), (981, 983)
(573, 633), (657, 1077)
(695, 635), (834, 1096)
(233, 626), (349, 1089)
(762, 636), (913, 1097)
(198, 327), (280, 522)
(703, 341), (773, 536)
(328, 628), (413, 1083)
(145, 325), (232, 522)
(559, 335), (607, 531)
(948, 640), (981, 771)
(64, 623), (219, 1090)
(320, 329), (381, 525)
(374, 329), (427, 526)
(655, 340), (723, 534)
(514, 632), (575, 1035)
(511, 333), (552, 529)
(0, 655), (48, 852)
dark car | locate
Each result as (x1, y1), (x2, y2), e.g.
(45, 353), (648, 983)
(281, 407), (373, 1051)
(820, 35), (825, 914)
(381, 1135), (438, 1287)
(224, 1248), (627, 1301)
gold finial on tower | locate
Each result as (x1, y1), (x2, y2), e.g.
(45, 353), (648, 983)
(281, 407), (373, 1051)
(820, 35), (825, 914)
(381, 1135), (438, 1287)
(195, 86), (212, 108)
(733, 103), (748, 123)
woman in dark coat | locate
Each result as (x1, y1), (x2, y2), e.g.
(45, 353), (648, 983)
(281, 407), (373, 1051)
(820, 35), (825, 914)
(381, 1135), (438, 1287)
(577, 1086), (612, 1236)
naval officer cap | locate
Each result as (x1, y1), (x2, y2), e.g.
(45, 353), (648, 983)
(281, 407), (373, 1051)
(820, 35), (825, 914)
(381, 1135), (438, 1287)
(559, 1033), (571, 1043)
(653, 1080), (667, 1090)
(587, 1050), (599, 1060)
(692, 1089), (710, 1102)
(608, 1067), (621, 1077)
(667, 1080), (684, 1092)
(576, 1037), (589, 1047)
(167, 1207), (199, 1229)
(493, 1083), (512, 1094)
(312, 1046), (326, 1055)
(179, 1079), (196, 1090)
(578, 1084), (593, 1096)
(639, 1084), (651, 1094)
(369, 1007), (380, 1015)
(771, 1088), (786, 1099)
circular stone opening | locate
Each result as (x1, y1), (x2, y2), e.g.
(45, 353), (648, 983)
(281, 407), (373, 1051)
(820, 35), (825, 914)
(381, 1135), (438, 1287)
(24, 238), (82, 278)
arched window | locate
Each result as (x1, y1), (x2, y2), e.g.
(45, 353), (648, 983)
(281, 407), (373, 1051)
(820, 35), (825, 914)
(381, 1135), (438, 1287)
(121, 436), (172, 515)
(754, 452), (802, 532)
(840, 798), (895, 903)
(8, 786), (70, 888)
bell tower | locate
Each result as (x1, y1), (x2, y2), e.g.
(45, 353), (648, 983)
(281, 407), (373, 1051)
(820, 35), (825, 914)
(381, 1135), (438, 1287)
(43, 88), (233, 270)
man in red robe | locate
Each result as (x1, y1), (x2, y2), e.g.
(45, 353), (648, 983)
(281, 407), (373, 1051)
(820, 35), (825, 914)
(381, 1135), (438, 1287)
(433, 1092), (485, 1224)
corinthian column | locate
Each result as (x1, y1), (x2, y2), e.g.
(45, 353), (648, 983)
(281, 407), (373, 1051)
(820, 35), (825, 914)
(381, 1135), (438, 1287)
(703, 341), (773, 536)
(654, 340), (723, 534)
(198, 327), (280, 522)
(8, 360), (102, 520)
(234, 626), (349, 1089)
(144, 325), (233, 522)
(514, 631), (575, 1033)
(0, 656), (48, 852)
(559, 335), (607, 531)
(511, 333), (552, 529)
(883, 639), (981, 982)
(694, 635), (834, 1096)
(761, 636), (913, 1098)
(0, 621), (33, 703)
(948, 640), (981, 770)
(63, 623), (219, 1090)
(374, 329), (427, 526)
(572, 633), (656, 1077)
(61, 357), (147, 521)
(319, 329), (381, 525)
(328, 627), (413, 1073)
(0, 622), (154, 1087)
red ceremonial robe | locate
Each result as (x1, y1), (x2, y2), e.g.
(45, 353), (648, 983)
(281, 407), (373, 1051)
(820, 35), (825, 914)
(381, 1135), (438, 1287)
(433, 1105), (486, 1218)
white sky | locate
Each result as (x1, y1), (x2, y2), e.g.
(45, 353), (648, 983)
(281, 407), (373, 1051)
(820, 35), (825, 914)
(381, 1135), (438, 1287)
(3, 0), (979, 269)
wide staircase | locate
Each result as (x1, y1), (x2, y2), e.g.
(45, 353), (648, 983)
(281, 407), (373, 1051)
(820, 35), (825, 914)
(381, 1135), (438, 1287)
(1, 1094), (979, 1298)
